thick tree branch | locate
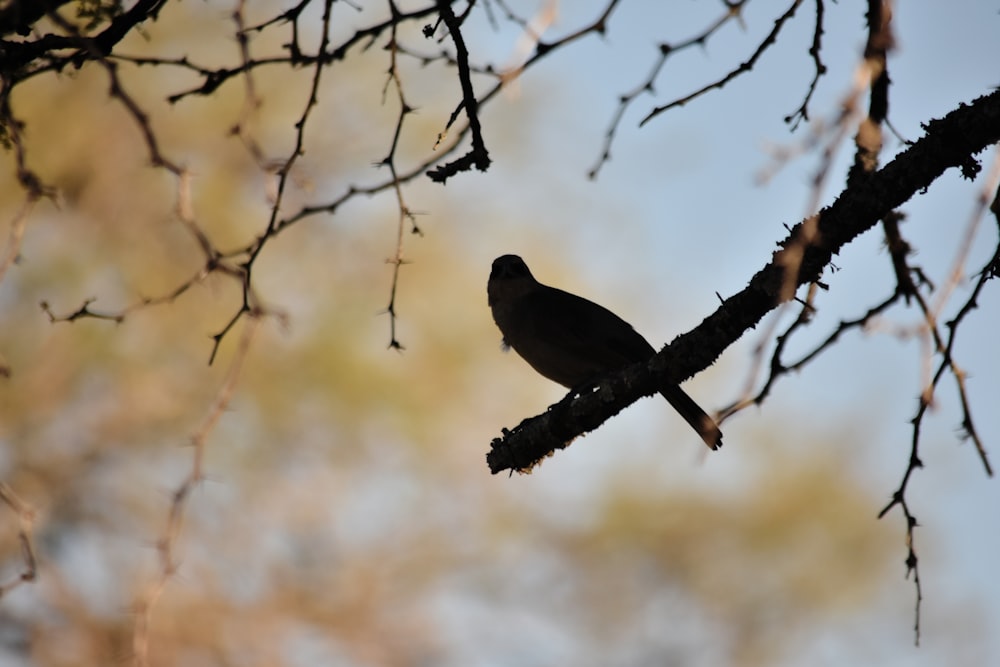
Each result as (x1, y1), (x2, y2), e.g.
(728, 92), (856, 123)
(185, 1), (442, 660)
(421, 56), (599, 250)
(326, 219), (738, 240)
(488, 88), (1000, 474)
(0, 0), (72, 37)
(0, 0), (167, 77)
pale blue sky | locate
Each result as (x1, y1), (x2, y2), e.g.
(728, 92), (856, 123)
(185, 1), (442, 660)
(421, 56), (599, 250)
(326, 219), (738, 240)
(414, 2), (1000, 664)
(7, 3), (996, 665)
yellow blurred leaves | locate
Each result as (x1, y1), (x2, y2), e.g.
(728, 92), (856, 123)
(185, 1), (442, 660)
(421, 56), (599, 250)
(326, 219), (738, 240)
(557, 446), (894, 665)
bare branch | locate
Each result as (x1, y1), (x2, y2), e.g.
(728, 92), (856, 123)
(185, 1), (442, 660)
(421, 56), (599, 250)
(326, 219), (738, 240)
(489, 87), (1000, 474)
(785, 0), (828, 130)
(0, 482), (37, 599)
(640, 0), (805, 127)
(0, 195), (35, 294)
(425, 0), (492, 182)
(589, 0), (750, 178)
(131, 311), (262, 667)
(380, 2), (422, 350)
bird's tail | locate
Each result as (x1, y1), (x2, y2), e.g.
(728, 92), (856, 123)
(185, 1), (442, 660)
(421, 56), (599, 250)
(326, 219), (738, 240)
(659, 384), (723, 450)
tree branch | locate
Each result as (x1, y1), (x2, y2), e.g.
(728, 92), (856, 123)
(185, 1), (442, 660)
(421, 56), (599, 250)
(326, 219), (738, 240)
(488, 87), (1000, 474)
(426, 0), (491, 182)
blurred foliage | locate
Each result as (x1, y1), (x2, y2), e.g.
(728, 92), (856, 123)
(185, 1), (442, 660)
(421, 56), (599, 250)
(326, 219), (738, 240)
(0, 2), (943, 666)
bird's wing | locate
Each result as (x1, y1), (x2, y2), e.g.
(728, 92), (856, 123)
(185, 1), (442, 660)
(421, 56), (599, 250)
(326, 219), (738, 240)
(523, 287), (655, 373)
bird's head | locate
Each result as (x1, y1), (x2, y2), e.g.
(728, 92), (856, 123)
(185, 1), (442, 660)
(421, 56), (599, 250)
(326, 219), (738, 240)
(488, 254), (538, 307)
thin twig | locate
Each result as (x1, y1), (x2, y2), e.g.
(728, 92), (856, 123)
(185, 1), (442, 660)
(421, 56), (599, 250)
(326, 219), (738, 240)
(640, 0), (805, 127)
(380, 1), (422, 350)
(131, 312), (262, 667)
(785, 0), (828, 130)
(426, 0), (492, 182)
(0, 482), (38, 599)
(589, 0), (749, 178)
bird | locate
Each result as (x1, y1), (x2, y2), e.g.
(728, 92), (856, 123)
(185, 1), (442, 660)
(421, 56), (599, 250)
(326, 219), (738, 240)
(487, 254), (722, 450)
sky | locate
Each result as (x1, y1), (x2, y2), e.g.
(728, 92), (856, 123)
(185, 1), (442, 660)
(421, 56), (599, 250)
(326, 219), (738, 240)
(404, 1), (1000, 664)
(3, 2), (999, 666)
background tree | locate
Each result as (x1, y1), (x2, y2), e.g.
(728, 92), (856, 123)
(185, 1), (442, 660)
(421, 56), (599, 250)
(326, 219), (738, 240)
(1, 1), (998, 666)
